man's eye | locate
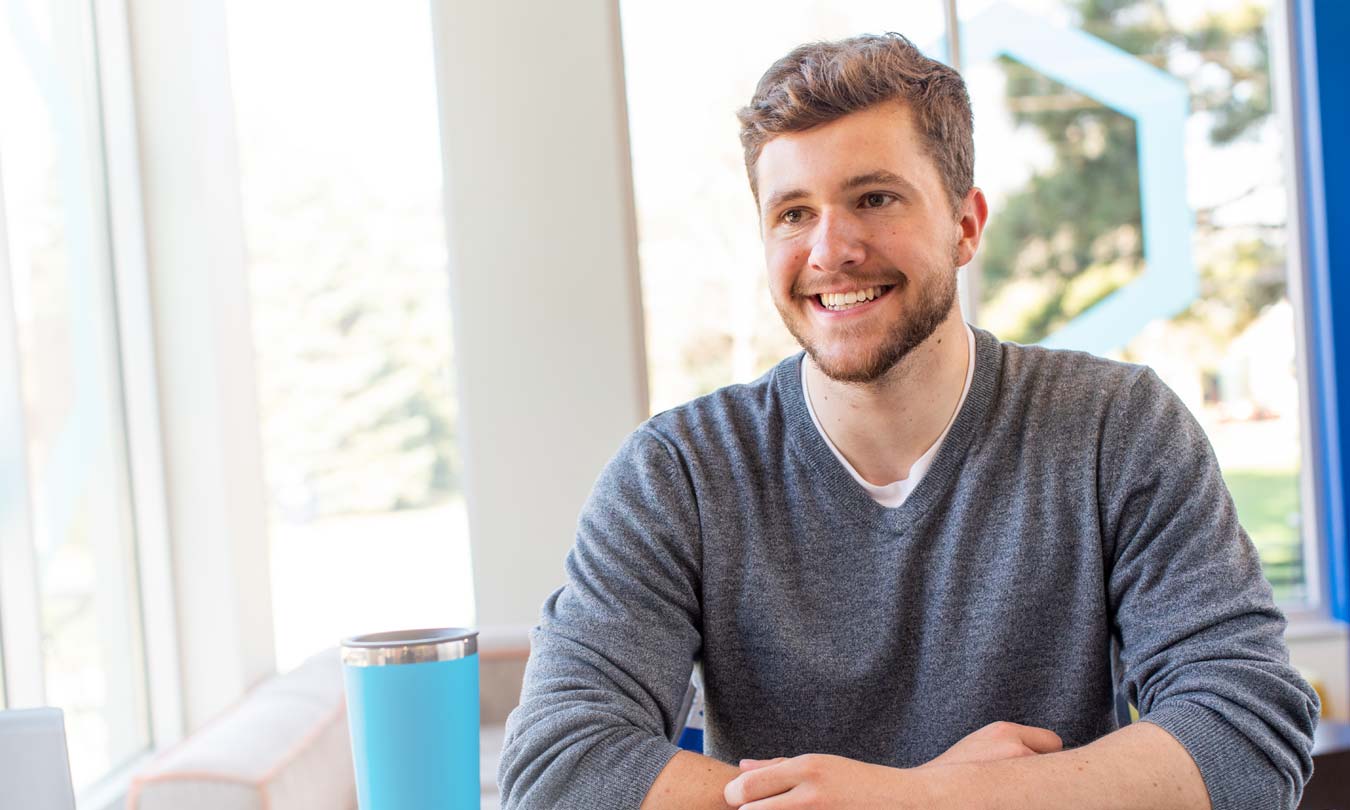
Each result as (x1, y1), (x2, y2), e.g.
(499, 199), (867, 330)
(781, 209), (804, 224)
(862, 192), (893, 208)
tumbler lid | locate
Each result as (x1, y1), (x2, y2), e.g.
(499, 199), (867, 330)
(340, 627), (479, 667)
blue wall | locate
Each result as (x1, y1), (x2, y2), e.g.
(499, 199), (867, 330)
(1295, 0), (1350, 621)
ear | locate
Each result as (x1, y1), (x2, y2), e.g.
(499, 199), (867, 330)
(954, 187), (989, 267)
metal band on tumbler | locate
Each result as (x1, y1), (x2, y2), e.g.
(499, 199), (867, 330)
(341, 628), (479, 667)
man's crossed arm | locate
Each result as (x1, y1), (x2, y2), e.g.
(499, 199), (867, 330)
(640, 720), (1210, 810)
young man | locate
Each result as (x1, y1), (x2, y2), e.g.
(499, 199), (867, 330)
(498, 33), (1319, 810)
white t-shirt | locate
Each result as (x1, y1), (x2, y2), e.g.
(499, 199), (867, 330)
(803, 324), (976, 508)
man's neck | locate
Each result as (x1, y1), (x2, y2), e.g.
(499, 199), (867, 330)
(804, 311), (971, 486)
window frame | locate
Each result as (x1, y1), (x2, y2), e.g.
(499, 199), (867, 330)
(0, 147), (46, 713)
(1290, 0), (1350, 624)
(947, 0), (1334, 620)
(92, 0), (185, 759)
(1271, 0), (1333, 625)
(0, 0), (183, 803)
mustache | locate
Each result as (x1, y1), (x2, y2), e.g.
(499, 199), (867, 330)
(792, 274), (907, 297)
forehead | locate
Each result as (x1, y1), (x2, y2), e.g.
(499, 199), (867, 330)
(755, 101), (940, 203)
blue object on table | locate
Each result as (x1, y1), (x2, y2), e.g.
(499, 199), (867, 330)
(677, 725), (704, 753)
(675, 668), (705, 753)
(342, 628), (480, 810)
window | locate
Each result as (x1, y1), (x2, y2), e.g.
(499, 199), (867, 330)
(0, 0), (152, 791)
(223, 0), (474, 671)
(961, 0), (1311, 604)
(621, 0), (1318, 607)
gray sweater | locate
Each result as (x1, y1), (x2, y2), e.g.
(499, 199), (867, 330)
(499, 327), (1320, 810)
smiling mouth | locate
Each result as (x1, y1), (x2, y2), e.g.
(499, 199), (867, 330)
(815, 284), (895, 312)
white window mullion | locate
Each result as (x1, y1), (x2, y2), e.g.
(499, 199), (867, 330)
(92, 0), (184, 751)
(0, 164), (47, 710)
(946, 0), (981, 324)
(1271, 0), (1329, 615)
(122, 0), (278, 731)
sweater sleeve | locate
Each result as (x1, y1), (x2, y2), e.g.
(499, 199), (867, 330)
(497, 427), (702, 810)
(1099, 368), (1320, 810)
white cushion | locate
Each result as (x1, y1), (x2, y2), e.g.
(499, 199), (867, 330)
(129, 648), (356, 810)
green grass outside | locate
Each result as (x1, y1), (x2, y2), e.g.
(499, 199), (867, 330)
(1223, 468), (1304, 603)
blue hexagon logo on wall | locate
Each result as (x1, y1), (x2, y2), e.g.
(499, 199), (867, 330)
(934, 2), (1196, 355)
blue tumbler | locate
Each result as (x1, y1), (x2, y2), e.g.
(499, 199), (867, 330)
(341, 628), (480, 809)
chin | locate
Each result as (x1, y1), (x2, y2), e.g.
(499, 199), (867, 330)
(807, 345), (905, 384)
(799, 313), (954, 384)
(778, 314), (907, 384)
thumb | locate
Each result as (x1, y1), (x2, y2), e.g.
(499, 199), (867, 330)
(1015, 725), (1064, 754)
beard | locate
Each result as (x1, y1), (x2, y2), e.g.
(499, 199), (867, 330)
(777, 259), (959, 385)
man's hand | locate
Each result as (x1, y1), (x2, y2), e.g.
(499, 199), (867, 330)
(922, 721), (1063, 768)
(723, 753), (908, 808)
(682, 721), (1207, 810)
(719, 722), (1062, 808)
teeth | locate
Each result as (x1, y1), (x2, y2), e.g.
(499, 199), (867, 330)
(820, 286), (885, 310)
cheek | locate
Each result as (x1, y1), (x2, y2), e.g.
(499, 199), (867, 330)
(765, 243), (809, 277)
(763, 249), (786, 283)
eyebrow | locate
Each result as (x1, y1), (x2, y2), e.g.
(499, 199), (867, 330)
(842, 170), (920, 196)
(761, 170), (920, 214)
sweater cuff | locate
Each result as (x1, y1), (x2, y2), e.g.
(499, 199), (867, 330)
(614, 735), (684, 809)
(1140, 701), (1281, 810)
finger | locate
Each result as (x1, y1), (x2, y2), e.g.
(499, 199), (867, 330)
(1013, 724), (1064, 754)
(740, 784), (809, 810)
(740, 757), (789, 771)
(724, 759), (801, 805)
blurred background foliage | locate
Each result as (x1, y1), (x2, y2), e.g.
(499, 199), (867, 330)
(245, 174), (459, 519)
(979, 0), (1283, 349)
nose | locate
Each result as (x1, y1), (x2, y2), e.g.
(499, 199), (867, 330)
(807, 210), (866, 273)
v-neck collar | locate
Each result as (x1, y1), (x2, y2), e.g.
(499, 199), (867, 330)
(775, 326), (1003, 537)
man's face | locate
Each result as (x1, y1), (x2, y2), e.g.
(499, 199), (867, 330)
(755, 101), (979, 383)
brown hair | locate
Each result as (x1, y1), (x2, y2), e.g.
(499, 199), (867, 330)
(737, 32), (974, 214)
